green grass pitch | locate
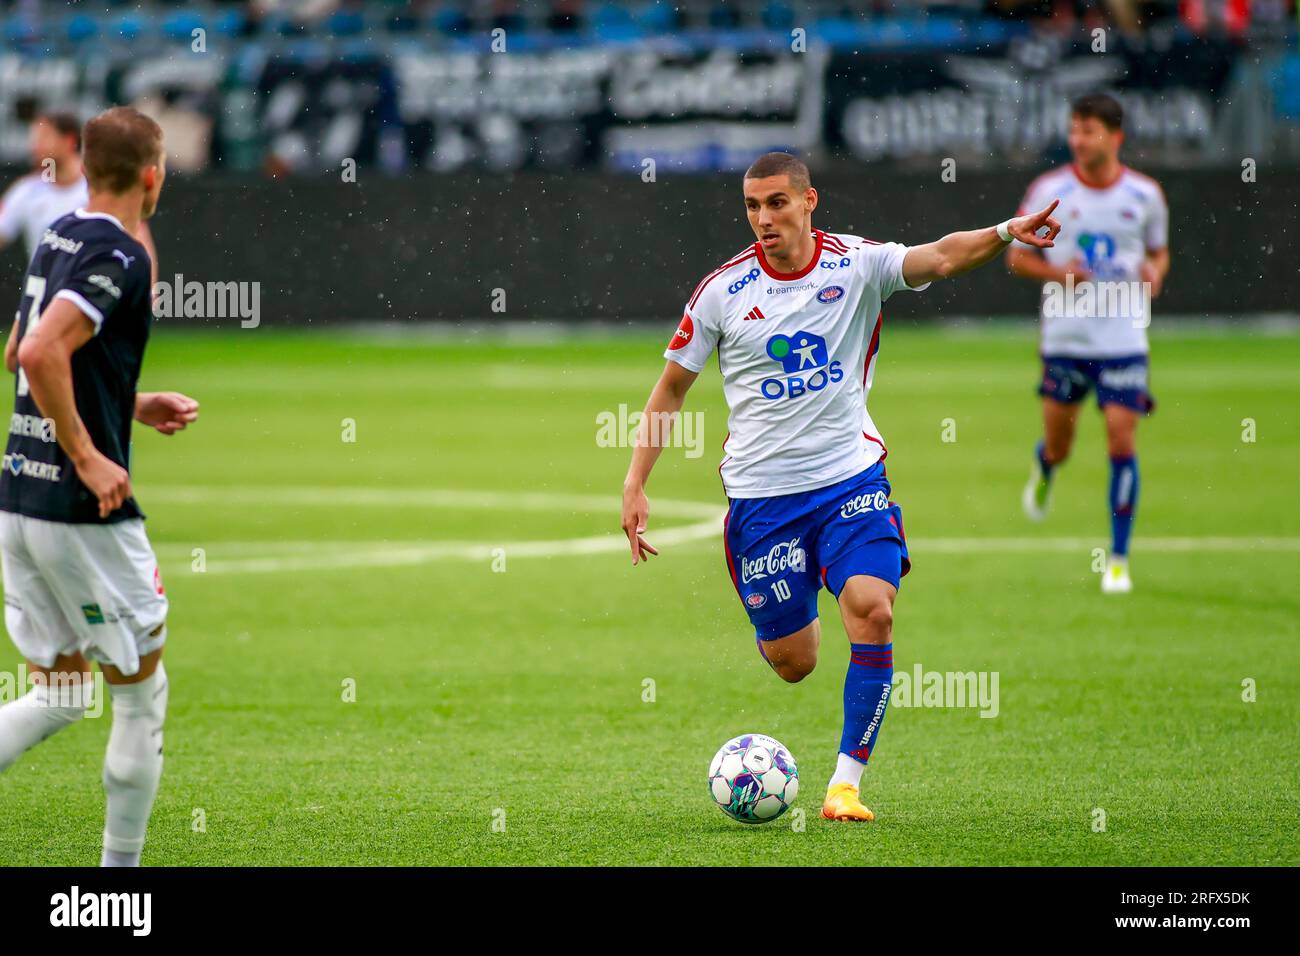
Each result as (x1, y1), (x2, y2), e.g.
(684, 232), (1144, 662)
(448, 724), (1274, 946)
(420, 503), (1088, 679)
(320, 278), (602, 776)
(1, 324), (1297, 866)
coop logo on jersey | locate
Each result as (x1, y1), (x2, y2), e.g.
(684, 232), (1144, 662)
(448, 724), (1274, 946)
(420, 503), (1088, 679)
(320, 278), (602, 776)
(761, 331), (843, 401)
(2, 453), (61, 482)
(820, 257), (852, 270)
(728, 267), (761, 295)
(740, 537), (806, 584)
(668, 313), (694, 350)
(817, 285), (845, 303)
(840, 489), (890, 519)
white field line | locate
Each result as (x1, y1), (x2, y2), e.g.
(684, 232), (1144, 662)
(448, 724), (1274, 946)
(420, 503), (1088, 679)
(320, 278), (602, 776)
(142, 486), (1300, 575)
(146, 486), (722, 519)
(156, 532), (1300, 576)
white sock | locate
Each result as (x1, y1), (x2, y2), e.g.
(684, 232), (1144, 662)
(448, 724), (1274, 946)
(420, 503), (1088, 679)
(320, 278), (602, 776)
(101, 847), (141, 867)
(828, 751), (866, 790)
(102, 663), (168, 863)
(0, 679), (91, 772)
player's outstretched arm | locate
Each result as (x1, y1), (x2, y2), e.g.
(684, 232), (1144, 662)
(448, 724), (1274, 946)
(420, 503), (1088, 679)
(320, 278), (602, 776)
(17, 298), (132, 518)
(903, 200), (1062, 287)
(135, 391), (199, 435)
(622, 360), (699, 565)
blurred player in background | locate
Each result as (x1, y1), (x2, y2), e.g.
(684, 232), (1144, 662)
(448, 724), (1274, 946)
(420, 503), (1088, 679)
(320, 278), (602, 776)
(624, 152), (1061, 822)
(0, 112), (157, 281)
(0, 106), (198, 866)
(1008, 93), (1170, 594)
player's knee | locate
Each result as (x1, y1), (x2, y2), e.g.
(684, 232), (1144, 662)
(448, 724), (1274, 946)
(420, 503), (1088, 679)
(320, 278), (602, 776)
(1043, 440), (1072, 465)
(848, 599), (893, 643)
(772, 655), (816, 683)
(1107, 436), (1136, 458)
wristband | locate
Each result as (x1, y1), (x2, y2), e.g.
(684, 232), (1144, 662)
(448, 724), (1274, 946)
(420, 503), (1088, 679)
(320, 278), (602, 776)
(996, 220), (1014, 243)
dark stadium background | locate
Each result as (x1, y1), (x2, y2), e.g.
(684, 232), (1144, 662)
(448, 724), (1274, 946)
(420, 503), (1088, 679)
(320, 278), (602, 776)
(1, 0), (1296, 323)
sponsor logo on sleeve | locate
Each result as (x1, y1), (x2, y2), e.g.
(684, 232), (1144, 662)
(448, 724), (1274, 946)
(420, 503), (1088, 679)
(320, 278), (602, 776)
(88, 274), (121, 300)
(668, 313), (694, 351)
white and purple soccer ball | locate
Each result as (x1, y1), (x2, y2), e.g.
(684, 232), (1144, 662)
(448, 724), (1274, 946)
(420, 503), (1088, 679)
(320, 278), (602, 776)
(708, 733), (799, 824)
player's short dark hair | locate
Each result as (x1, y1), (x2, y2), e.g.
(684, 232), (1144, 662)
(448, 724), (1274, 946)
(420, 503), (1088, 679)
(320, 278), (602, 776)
(744, 152), (811, 192)
(36, 111), (83, 151)
(1071, 93), (1123, 131)
(83, 106), (163, 194)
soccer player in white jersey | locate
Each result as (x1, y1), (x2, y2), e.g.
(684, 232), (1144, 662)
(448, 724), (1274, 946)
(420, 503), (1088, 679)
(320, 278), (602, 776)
(1007, 93), (1170, 594)
(0, 112), (157, 274)
(622, 152), (1062, 821)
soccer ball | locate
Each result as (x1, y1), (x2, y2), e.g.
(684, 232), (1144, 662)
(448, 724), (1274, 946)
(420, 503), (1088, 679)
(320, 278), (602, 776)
(708, 733), (799, 824)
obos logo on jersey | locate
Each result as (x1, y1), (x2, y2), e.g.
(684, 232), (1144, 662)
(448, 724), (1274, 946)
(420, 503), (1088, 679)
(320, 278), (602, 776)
(761, 331), (843, 401)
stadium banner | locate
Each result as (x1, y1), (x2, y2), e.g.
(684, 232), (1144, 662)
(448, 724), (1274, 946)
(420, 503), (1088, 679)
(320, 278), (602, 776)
(4, 35), (1238, 174)
(824, 33), (1240, 165)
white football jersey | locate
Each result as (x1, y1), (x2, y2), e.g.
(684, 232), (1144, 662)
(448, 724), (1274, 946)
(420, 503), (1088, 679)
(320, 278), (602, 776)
(1017, 165), (1168, 358)
(665, 229), (928, 499)
(0, 173), (89, 260)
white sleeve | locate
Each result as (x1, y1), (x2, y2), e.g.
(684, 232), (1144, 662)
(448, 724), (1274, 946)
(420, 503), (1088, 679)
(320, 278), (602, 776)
(1145, 187), (1168, 251)
(0, 180), (28, 244)
(663, 279), (723, 373)
(866, 240), (929, 302)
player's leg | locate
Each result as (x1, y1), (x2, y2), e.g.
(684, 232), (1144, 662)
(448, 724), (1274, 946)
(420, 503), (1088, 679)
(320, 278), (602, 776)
(1096, 355), (1153, 594)
(23, 516), (169, 866)
(825, 573), (896, 821)
(0, 513), (93, 772)
(724, 496), (821, 681)
(1024, 357), (1087, 521)
(1101, 402), (1141, 593)
(756, 619), (820, 683)
(0, 652), (93, 772)
(98, 647), (168, 868)
(816, 467), (908, 822)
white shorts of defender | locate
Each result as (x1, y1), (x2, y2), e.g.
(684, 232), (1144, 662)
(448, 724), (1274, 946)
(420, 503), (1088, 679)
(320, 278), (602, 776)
(0, 512), (168, 676)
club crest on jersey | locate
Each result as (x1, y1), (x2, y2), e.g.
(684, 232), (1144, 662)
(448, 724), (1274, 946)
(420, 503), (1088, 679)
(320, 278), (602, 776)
(668, 313), (694, 351)
(761, 331), (843, 401)
(745, 592), (767, 609)
(817, 285), (845, 304)
(740, 537), (806, 584)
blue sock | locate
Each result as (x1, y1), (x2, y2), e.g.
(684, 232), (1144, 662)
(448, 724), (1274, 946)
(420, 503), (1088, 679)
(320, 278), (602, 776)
(1036, 440), (1055, 480)
(1109, 455), (1139, 557)
(839, 643), (893, 763)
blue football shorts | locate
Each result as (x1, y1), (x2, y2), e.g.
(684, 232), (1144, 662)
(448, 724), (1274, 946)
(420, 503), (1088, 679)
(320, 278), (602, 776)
(1038, 353), (1156, 414)
(722, 462), (909, 641)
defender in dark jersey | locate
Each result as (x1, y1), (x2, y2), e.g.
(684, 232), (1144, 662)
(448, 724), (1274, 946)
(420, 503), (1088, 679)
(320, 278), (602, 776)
(0, 107), (198, 867)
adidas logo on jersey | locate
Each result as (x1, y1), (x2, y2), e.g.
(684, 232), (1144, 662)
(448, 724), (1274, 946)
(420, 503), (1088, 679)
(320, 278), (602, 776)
(743, 307), (766, 321)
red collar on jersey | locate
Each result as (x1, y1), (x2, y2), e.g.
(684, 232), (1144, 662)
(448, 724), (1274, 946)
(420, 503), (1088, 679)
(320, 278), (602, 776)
(755, 229), (824, 281)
